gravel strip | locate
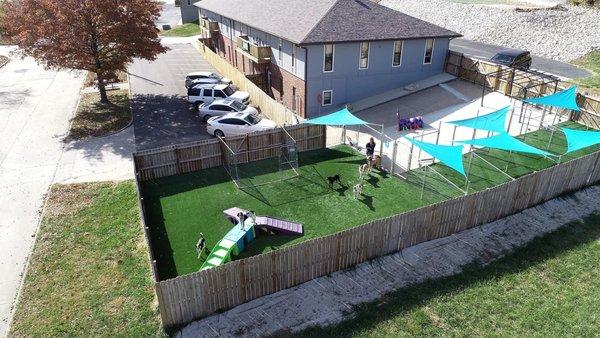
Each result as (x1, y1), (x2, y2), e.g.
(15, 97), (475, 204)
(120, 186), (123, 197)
(381, 0), (600, 61)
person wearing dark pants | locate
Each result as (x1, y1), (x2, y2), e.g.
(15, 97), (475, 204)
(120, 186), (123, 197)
(366, 137), (376, 160)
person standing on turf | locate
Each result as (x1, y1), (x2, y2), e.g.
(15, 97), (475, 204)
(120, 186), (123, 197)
(366, 137), (376, 160)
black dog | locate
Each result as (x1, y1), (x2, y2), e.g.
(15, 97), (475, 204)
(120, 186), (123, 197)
(326, 174), (342, 187)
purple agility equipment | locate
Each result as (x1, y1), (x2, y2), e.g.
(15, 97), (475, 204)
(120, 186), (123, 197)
(255, 216), (303, 235)
(223, 207), (303, 235)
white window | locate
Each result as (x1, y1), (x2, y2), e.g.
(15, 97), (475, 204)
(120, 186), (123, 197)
(323, 44), (334, 72)
(393, 41), (403, 67)
(359, 42), (369, 69)
(424, 38), (434, 64)
(278, 39), (283, 64)
(222, 18), (230, 34)
(322, 90), (333, 106)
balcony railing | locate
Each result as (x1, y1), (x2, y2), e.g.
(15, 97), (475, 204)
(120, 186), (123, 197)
(236, 35), (271, 64)
(199, 17), (220, 36)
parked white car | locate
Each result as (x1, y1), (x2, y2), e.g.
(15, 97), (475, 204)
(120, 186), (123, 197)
(198, 99), (259, 122)
(187, 83), (250, 106)
(185, 71), (231, 88)
(206, 112), (277, 138)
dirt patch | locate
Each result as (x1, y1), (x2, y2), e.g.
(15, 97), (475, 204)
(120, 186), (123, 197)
(68, 89), (132, 141)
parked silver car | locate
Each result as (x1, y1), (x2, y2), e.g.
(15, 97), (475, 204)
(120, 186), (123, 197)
(185, 71), (232, 88)
(198, 99), (259, 122)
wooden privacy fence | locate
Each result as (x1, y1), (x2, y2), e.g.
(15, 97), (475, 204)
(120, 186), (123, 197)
(445, 50), (600, 130)
(196, 41), (303, 126)
(134, 124), (326, 181)
(153, 149), (600, 327)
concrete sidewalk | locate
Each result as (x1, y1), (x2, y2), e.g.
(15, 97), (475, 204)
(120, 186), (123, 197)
(349, 73), (456, 113)
(0, 48), (135, 336)
(0, 49), (85, 336)
(177, 185), (600, 337)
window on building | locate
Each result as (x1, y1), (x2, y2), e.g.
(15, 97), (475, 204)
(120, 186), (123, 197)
(291, 44), (296, 70)
(278, 39), (283, 64)
(323, 44), (334, 72)
(424, 38), (434, 64)
(322, 90), (333, 106)
(393, 41), (403, 67)
(222, 18), (229, 34)
(359, 42), (369, 69)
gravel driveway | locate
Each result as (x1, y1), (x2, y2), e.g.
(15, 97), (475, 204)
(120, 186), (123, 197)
(129, 43), (216, 151)
(382, 0), (600, 62)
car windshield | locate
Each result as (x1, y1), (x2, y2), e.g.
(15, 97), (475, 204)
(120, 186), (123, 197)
(491, 54), (515, 64)
(223, 86), (236, 96)
(230, 101), (246, 111)
(244, 114), (261, 125)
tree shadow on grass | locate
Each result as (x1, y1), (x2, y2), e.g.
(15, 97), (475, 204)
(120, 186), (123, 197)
(295, 215), (600, 337)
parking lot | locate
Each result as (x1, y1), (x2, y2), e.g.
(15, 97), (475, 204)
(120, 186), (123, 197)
(128, 43), (216, 150)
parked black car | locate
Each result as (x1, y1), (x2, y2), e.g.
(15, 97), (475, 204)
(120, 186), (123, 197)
(490, 49), (532, 69)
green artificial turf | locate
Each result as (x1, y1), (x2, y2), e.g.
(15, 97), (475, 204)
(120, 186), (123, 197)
(297, 214), (600, 337)
(142, 121), (599, 280)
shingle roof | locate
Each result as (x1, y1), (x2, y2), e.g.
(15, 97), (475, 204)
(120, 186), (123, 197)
(195, 0), (461, 45)
(302, 0), (462, 44)
(196, 0), (338, 44)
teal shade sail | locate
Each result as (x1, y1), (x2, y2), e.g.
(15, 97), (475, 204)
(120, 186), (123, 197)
(457, 133), (552, 157)
(447, 106), (509, 133)
(524, 86), (580, 111)
(305, 107), (369, 126)
(562, 128), (600, 154)
(404, 137), (466, 176)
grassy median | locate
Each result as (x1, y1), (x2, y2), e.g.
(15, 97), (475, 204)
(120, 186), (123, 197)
(160, 21), (200, 37)
(572, 51), (600, 96)
(9, 181), (164, 337)
(68, 89), (132, 141)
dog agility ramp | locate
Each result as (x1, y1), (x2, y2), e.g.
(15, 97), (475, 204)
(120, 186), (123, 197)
(255, 216), (303, 235)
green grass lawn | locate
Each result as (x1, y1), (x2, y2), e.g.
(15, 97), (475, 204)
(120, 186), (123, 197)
(68, 89), (132, 140)
(160, 21), (200, 37)
(9, 182), (164, 337)
(572, 51), (600, 97)
(297, 213), (600, 337)
(142, 121), (600, 280)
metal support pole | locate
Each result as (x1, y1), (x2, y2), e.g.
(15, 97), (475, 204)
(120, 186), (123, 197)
(481, 74), (487, 107)
(523, 105), (533, 141)
(417, 133), (424, 161)
(451, 125), (457, 146)
(547, 108), (560, 150)
(519, 88), (528, 123)
(407, 142), (414, 171)
(420, 164), (427, 200)
(379, 124), (385, 157)
(391, 141), (398, 175)
(342, 125), (346, 145)
(507, 104), (516, 134)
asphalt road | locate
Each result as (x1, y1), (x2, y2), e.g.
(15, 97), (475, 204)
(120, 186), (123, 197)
(129, 43), (216, 151)
(450, 38), (591, 79)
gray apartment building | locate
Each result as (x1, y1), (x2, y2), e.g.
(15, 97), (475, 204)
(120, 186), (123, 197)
(196, 0), (461, 118)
